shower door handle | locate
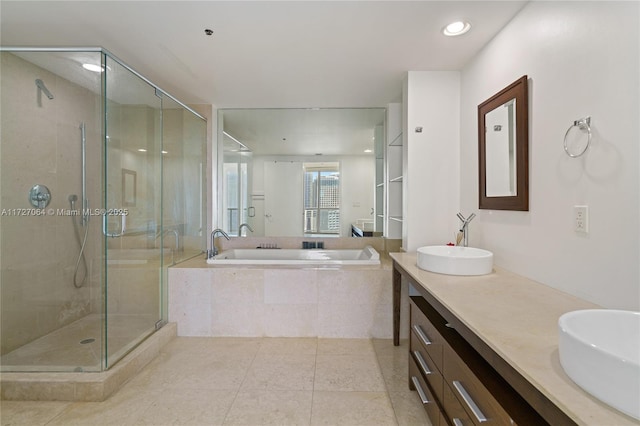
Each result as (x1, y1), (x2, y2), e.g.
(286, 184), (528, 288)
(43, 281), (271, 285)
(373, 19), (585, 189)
(103, 212), (127, 238)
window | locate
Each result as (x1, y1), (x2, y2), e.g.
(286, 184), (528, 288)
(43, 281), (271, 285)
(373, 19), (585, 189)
(303, 162), (340, 235)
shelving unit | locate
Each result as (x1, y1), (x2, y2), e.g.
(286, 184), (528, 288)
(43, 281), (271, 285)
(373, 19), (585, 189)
(385, 103), (403, 239)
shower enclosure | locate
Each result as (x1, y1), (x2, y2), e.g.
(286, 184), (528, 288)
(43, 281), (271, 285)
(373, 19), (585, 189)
(0, 48), (206, 372)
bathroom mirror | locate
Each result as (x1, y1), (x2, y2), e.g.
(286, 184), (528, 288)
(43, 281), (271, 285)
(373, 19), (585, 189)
(218, 108), (385, 237)
(478, 75), (529, 211)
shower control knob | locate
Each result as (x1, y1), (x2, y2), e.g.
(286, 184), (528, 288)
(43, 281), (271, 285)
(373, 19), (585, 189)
(29, 184), (51, 209)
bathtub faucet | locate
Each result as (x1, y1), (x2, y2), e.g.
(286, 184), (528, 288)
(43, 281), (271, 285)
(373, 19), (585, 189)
(156, 228), (180, 251)
(208, 228), (230, 259)
(238, 223), (254, 237)
(456, 212), (476, 247)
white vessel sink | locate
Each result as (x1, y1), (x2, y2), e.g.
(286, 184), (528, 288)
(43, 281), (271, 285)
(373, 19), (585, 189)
(416, 245), (493, 276)
(558, 309), (640, 420)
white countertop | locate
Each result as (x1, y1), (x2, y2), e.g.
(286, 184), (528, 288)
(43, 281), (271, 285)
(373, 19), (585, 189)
(390, 252), (638, 426)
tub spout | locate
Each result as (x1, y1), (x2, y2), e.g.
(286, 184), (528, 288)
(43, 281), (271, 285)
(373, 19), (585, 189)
(208, 228), (230, 259)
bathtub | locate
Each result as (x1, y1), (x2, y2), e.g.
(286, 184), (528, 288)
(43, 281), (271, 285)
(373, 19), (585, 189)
(206, 245), (380, 265)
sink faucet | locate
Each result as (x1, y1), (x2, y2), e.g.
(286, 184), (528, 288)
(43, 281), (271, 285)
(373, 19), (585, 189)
(456, 212), (476, 247)
(208, 228), (230, 259)
(238, 223), (254, 237)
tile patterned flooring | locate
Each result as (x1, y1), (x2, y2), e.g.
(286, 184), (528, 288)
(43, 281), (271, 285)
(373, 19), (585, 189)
(1, 337), (430, 425)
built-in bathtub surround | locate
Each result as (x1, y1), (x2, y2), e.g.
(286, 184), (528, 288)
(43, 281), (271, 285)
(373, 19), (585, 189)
(169, 251), (409, 339)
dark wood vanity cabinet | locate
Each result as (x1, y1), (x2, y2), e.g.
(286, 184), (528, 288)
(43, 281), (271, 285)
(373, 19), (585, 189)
(409, 296), (547, 426)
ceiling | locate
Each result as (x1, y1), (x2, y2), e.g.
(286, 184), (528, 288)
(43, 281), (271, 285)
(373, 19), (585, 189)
(0, 1), (528, 109)
(221, 108), (386, 156)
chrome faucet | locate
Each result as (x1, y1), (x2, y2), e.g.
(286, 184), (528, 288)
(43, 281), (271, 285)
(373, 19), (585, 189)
(238, 223), (254, 237)
(208, 228), (230, 259)
(456, 212), (476, 247)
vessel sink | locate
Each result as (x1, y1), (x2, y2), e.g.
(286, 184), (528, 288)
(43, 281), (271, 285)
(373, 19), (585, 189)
(558, 309), (640, 420)
(416, 245), (493, 276)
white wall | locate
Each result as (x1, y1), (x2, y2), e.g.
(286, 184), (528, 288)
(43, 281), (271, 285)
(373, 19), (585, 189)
(460, 1), (639, 309)
(403, 71), (461, 251)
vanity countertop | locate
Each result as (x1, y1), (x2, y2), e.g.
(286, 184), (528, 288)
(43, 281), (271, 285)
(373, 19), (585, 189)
(390, 252), (637, 426)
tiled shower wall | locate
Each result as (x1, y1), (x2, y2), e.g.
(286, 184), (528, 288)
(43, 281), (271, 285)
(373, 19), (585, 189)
(0, 52), (103, 354)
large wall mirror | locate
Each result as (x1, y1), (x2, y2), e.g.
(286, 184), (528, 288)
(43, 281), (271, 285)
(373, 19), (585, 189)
(478, 75), (529, 211)
(218, 108), (386, 237)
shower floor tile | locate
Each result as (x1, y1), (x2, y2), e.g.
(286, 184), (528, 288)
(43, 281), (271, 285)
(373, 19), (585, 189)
(0, 314), (156, 372)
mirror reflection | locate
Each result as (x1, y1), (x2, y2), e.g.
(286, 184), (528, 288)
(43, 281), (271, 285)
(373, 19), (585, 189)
(218, 108), (386, 237)
(478, 75), (529, 211)
(485, 99), (516, 197)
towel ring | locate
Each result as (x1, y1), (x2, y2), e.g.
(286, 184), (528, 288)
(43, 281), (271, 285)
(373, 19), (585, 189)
(564, 117), (591, 158)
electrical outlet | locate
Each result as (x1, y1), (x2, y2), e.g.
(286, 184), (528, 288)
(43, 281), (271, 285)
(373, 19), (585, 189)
(574, 205), (589, 233)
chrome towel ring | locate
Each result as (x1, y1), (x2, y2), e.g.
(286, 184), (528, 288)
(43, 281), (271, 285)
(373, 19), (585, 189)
(564, 117), (592, 158)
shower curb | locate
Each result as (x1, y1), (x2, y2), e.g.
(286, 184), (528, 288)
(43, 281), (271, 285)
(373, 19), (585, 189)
(0, 322), (177, 402)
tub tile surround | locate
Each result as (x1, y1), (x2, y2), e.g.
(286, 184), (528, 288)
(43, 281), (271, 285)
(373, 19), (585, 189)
(169, 249), (410, 340)
(390, 252), (638, 425)
(1, 337), (429, 425)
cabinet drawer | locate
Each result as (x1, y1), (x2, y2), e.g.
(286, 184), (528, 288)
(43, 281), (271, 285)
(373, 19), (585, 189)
(410, 330), (444, 403)
(409, 354), (442, 426)
(443, 381), (474, 426)
(443, 345), (513, 425)
(410, 299), (444, 367)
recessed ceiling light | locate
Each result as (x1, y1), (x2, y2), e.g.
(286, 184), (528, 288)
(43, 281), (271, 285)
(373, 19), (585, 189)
(137, 148), (147, 152)
(161, 150), (168, 154)
(364, 149), (373, 153)
(443, 21), (471, 37)
(82, 63), (103, 72)
(82, 63), (111, 73)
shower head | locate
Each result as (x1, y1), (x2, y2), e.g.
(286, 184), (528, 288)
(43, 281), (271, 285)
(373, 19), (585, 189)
(35, 79), (54, 100)
(69, 194), (78, 208)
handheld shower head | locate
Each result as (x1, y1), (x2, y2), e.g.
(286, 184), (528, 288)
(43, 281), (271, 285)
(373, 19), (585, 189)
(69, 194), (78, 209)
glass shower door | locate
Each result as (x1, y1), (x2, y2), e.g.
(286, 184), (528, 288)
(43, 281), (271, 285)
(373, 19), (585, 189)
(103, 55), (163, 368)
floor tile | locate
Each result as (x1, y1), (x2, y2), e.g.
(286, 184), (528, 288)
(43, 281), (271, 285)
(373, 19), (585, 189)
(257, 337), (318, 356)
(223, 389), (313, 425)
(1, 337), (428, 426)
(0, 400), (71, 426)
(135, 388), (236, 425)
(314, 354), (386, 392)
(310, 391), (397, 425)
(317, 338), (375, 356)
(241, 353), (316, 391)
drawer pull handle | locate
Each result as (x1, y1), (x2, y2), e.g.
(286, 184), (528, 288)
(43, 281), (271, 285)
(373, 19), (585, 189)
(453, 380), (488, 423)
(453, 419), (464, 426)
(412, 324), (432, 346)
(412, 350), (432, 375)
(411, 376), (431, 405)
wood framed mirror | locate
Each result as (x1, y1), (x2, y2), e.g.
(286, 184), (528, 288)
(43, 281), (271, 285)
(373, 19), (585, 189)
(478, 75), (529, 211)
